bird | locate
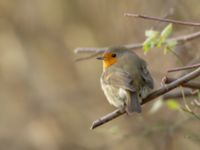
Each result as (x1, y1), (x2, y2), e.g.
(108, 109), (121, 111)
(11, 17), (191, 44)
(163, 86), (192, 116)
(97, 47), (154, 114)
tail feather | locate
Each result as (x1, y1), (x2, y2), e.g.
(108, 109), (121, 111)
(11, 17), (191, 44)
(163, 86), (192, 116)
(126, 92), (141, 114)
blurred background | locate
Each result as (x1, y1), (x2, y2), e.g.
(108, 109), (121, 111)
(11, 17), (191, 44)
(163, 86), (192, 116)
(0, 0), (200, 150)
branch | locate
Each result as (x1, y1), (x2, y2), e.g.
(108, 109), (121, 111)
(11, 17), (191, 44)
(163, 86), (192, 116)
(74, 43), (143, 54)
(91, 67), (200, 129)
(164, 77), (200, 89)
(167, 63), (200, 73)
(171, 31), (200, 43)
(75, 52), (102, 62)
(162, 90), (197, 100)
(124, 13), (200, 27)
(74, 47), (107, 54)
(75, 31), (200, 54)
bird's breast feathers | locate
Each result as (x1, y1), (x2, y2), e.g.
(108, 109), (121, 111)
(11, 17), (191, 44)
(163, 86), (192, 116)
(100, 78), (127, 107)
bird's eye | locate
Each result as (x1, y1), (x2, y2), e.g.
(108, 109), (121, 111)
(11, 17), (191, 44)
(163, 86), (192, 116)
(112, 53), (116, 57)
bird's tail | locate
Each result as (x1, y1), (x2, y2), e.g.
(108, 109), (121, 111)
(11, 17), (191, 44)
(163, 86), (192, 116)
(126, 92), (142, 114)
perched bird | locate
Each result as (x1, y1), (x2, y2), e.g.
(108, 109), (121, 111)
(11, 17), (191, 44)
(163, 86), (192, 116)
(97, 47), (154, 114)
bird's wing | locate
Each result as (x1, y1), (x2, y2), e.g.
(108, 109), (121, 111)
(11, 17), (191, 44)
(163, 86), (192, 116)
(140, 63), (154, 89)
(103, 68), (141, 113)
(103, 69), (136, 92)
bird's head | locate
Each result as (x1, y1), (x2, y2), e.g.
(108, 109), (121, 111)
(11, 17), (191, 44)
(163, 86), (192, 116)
(97, 47), (129, 69)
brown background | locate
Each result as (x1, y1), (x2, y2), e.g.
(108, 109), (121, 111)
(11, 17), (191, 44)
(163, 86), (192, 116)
(0, 0), (200, 150)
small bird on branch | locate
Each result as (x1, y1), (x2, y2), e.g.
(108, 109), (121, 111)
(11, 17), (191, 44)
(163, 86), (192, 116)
(97, 47), (154, 114)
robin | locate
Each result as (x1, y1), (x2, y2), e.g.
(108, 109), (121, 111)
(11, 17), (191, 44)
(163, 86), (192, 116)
(97, 47), (154, 114)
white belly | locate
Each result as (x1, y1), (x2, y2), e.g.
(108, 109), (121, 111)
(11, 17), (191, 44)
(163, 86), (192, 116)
(100, 79), (127, 108)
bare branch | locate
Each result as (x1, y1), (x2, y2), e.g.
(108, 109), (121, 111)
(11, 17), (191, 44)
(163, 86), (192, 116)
(91, 67), (200, 129)
(74, 43), (143, 54)
(164, 77), (200, 89)
(163, 90), (196, 100)
(74, 47), (107, 54)
(124, 13), (200, 27)
(75, 31), (200, 54)
(171, 31), (200, 43)
(167, 63), (200, 73)
(75, 52), (102, 62)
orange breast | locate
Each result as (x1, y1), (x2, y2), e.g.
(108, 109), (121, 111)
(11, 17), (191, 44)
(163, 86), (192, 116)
(103, 57), (117, 69)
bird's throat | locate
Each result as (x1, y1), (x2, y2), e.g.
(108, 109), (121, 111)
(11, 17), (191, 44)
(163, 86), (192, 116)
(103, 58), (117, 69)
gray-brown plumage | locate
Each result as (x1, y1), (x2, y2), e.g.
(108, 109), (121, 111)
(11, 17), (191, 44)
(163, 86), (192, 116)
(98, 47), (154, 114)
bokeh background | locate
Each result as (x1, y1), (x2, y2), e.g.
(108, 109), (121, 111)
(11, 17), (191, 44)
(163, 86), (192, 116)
(0, 0), (200, 150)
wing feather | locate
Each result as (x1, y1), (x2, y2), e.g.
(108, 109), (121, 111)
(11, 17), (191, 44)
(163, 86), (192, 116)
(103, 69), (135, 92)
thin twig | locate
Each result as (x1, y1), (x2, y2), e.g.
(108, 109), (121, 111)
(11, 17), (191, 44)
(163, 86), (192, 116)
(74, 47), (107, 54)
(182, 105), (200, 120)
(91, 67), (200, 129)
(162, 90), (196, 100)
(164, 77), (200, 89)
(193, 99), (200, 107)
(124, 13), (200, 27)
(171, 31), (200, 43)
(179, 87), (200, 120)
(75, 52), (102, 62)
(167, 63), (200, 73)
(75, 31), (200, 54)
(74, 44), (143, 54)
(167, 48), (184, 65)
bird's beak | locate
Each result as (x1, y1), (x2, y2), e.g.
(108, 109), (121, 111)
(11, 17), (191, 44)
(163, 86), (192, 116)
(96, 56), (104, 60)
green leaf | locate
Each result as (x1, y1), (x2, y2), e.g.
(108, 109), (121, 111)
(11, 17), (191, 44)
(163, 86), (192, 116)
(156, 36), (164, 48)
(163, 40), (177, 55)
(143, 39), (155, 54)
(143, 30), (159, 54)
(161, 23), (173, 39)
(145, 30), (158, 37)
(156, 24), (173, 48)
(167, 40), (177, 48)
(165, 99), (180, 110)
